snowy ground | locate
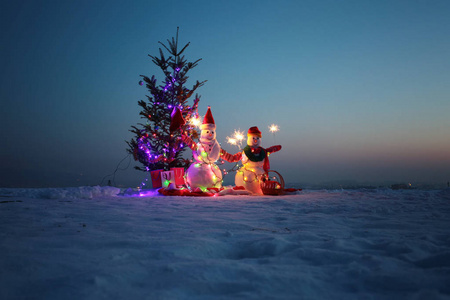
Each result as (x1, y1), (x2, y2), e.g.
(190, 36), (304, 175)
(1, 186), (450, 300)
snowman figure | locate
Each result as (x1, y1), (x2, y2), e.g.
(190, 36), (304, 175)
(183, 107), (223, 189)
(222, 126), (281, 194)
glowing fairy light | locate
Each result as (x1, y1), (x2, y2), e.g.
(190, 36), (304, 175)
(269, 124), (279, 133)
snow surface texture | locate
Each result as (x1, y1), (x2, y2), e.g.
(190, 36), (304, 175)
(1, 187), (450, 300)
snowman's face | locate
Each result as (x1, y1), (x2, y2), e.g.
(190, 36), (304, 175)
(247, 135), (261, 147)
(201, 128), (216, 141)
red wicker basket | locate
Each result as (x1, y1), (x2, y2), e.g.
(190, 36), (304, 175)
(260, 170), (285, 195)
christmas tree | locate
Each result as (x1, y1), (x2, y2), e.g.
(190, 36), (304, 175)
(127, 28), (206, 172)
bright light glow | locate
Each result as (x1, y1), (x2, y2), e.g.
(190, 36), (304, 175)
(269, 124), (279, 133)
(189, 115), (201, 128)
(227, 129), (245, 148)
(227, 137), (237, 145)
(234, 130), (244, 141)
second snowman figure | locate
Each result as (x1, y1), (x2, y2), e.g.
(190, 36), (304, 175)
(221, 126), (282, 194)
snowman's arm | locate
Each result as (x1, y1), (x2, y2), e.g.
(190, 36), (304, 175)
(220, 149), (242, 163)
(266, 145), (282, 154)
(181, 134), (198, 151)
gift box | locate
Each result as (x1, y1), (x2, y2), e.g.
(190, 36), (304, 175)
(160, 170), (176, 188)
(150, 169), (163, 188)
(150, 168), (186, 189)
(171, 167), (185, 186)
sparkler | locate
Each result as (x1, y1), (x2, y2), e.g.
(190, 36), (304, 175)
(225, 129), (245, 174)
(269, 124), (279, 133)
(269, 124), (279, 143)
(189, 114), (201, 128)
(226, 129), (245, 149)
(226, 137), (237, 145)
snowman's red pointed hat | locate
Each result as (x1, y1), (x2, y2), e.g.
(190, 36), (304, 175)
(201, 106), (216, 130)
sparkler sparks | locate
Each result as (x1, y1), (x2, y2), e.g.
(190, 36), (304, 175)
(234, 130), (244, 142)
(269, 124), (279, 133)
(189, 115), (201, 128)
(227, 137), (237, 145)
(227, 129), (245, 148)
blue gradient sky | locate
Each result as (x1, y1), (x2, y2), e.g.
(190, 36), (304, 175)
(1, 0), (449, 188)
